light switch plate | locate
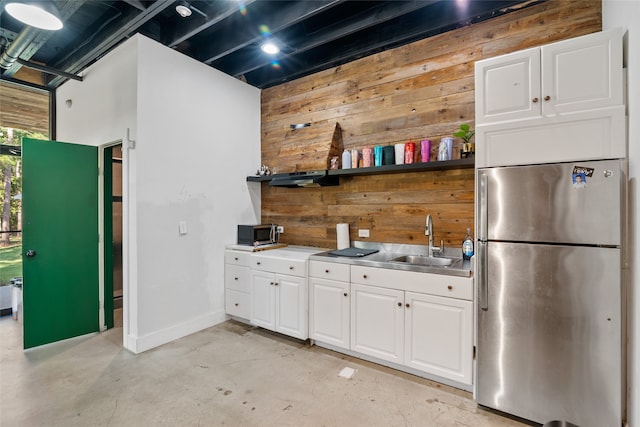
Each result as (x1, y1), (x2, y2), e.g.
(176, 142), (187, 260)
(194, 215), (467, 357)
(179, 221), (188, 235)
(358, 229), (370, 238)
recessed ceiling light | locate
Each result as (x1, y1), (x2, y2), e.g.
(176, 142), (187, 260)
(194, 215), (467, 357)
(4, 1), (63, 30)
(175, 1), (192, 18)
(261, 41), (279, 55)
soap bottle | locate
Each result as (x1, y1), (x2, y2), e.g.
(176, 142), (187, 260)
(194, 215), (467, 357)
(462, 228), (474, 260)
(342, 149), (351, 169)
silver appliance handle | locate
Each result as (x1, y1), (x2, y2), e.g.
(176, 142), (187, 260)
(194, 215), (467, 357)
(479, 172), (488, 241)
(478, 240), (488, 311)
(478, 172), (489, 311)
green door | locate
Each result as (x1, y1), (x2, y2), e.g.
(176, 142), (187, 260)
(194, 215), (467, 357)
(22, 138), (99, 349)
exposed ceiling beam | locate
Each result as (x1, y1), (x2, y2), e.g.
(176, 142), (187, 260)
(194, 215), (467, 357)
(248, 0), (528, 88)
(218, 0), (436, 78)
(122, 0), (147, 12)
(198, 0), (345, 64)
(167, 0), (258, 48)
(17, 58), (83, 81)
(47, 0), (174, 88)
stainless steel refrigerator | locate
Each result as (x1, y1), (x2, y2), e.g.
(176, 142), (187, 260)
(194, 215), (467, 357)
(476, 159), (624, 426)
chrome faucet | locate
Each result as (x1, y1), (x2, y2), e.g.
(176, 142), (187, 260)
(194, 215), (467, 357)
(425, 214), (444, 257)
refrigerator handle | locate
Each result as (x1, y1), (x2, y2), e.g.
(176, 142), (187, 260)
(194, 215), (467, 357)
(479, 172), (488, 241)
(478, 240), (488, 311)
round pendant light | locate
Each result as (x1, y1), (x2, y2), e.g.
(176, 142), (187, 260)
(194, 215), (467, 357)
(4, 1), (63, 31)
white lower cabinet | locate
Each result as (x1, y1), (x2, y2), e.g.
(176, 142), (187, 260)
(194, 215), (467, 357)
(224, 250), (252, 320)
(250, 270), (308, 340)
(309, 277), (350, 349)
(404, 292), (473, 385)
(350, 283), (404, 364)
(348, 265), (474, 387)
(309, 260), (352, 349)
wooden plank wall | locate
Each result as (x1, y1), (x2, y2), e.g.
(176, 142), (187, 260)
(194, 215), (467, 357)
(260, 0), (601, 249)
(0, 79), (49, 136)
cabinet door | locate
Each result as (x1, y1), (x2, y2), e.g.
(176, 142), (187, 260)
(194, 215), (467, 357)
(475, 47), (541, 125)
(405, 292), (472, 385)
(275, 274), (307, 340)
(542, 28), (623, 116)
(309, 277), (350, 349)
(351, 284), (404, 364)
(250, 270), (275, 330)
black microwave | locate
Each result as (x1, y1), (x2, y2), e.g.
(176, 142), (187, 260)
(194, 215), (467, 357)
(237, 224), (279, 246)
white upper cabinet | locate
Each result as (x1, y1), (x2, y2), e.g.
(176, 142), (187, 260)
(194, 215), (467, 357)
(543, 29), (623, 115)
(475, 28), (623, 125)
(476, 47), (541, 124)
(475, 28), (626, 167)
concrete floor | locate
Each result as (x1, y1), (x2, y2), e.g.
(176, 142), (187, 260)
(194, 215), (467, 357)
(0, 317), (530, 427)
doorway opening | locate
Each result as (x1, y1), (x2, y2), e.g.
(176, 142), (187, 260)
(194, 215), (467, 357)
(103, 144), (123, 329)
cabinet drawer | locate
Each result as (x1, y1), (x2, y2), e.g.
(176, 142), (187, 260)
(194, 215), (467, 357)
(225, 289), (250, 319)
(251, 256), (306, 277)
(351, 265), (472, 300)
(225, 264), (250, 292)
(225, 250), (251, 267)
(309, 260), (350, 282)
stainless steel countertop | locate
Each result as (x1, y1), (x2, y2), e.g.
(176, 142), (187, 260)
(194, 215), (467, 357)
(309, 241), (472, 278)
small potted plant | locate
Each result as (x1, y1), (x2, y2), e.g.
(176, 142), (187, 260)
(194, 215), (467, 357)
(454, 123), (475, 158)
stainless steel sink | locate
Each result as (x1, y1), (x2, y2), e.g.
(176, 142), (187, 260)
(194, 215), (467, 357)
(390, 255), (456, 266)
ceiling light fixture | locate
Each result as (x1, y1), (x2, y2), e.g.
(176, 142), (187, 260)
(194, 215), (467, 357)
(175, 1), (192, 18)
(4, 1), (63, 30)
(260, 41), (279, 55)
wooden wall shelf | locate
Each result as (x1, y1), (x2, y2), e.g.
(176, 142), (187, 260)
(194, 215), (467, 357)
(246, 158), (475, 182)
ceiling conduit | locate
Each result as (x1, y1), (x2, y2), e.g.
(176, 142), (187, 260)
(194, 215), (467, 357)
(0, 26), (40, 71)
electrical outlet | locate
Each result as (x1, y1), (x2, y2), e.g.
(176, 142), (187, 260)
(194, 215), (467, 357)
(358, 229), (370, 238)
(277, 226), (284, 233)
(178, 221), (188, 235)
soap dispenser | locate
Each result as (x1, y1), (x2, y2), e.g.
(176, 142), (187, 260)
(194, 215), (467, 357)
(462, 228), (474, 261)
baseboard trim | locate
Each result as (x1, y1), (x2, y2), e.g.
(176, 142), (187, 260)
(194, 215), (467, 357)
(125, 309), (227, 354)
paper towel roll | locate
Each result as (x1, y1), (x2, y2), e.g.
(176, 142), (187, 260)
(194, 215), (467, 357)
(337, 223), (350, 249)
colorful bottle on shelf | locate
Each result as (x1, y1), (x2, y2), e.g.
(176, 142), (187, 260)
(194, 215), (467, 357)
(342, 149), (351, 169)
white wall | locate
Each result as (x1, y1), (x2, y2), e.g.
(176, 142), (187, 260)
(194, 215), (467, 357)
(56, 34), (261, 353)
(132, 36), (260, 348)
(603, 2), (639, 426)
(56, 37), (137, 144)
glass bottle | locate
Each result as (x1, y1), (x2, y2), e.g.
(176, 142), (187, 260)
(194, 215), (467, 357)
(462, 228), (474, 261)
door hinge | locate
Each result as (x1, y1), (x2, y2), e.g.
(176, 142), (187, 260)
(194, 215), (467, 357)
(473, 345), (477, 360)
